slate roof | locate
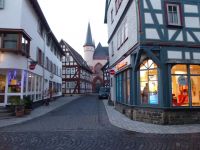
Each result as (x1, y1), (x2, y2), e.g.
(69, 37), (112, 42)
(60, 40), (92, 73)
(83, 23), (95, 47)
(93, 43), (109, 60)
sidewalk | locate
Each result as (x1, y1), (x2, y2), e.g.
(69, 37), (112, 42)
(103, 100), (200, 134)
(0, 96), (80, 128)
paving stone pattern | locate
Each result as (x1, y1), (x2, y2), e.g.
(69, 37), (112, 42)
(0, 96), (200, 150)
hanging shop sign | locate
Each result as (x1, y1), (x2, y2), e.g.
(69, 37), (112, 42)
(110, 69), (115, 75)
(29, 61), (37, 70)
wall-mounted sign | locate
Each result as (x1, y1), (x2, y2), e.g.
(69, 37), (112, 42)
(29, 64), (36, 70)
(115, 55), (131, 71)
(116, 62), (128, 70)
(29, 61), (37, 70)
(110, 69), (115, 75)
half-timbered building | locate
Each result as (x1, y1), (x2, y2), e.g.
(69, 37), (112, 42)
(105, 0), (200, 124)
(102, 61), (110, 88)
(60, 40), (92, 95)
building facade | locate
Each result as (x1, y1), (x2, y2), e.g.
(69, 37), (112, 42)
(105, 0), (200, 124)
(60, 40), (92, 95)
(0, 0), (64, 107)
(102, 61), (110, 88)
(83, 23), (109, 92)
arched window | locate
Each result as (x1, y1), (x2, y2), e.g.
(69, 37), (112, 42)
(140, 59), (158, 105)
(94, 63), (103, 74)
(171, 65), (200, 107)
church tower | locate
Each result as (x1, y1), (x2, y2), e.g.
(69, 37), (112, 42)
(83, 22), (95, 67)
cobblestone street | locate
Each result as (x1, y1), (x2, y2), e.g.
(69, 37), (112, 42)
(0, 96), (200, 150)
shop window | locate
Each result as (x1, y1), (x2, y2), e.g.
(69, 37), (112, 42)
(23, 71), (27, 93)
(0, 74), (6, 93)
(140, 59), (158, 105)
(116, 74), (123, 102)
(8, 70), (22, 93)
(171, 65), (200, 107)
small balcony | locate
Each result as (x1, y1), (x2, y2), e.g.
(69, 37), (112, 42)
(0, 29), (31, 57)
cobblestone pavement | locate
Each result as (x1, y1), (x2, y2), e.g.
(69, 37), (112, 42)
(0, 96), (200, 150)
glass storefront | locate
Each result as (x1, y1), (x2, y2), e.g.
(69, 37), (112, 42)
(171, 65), (200, 107)
(140, 59), (158, 105)
(116, 69), (131, 105)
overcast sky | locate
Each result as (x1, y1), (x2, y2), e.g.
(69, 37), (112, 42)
(37, 0), (108, 57)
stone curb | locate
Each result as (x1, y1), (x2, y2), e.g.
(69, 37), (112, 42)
(0, 96), (81, 128)
(103, 100), (200, 134)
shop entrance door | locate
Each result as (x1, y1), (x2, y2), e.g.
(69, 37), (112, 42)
(0, 74), (6, 106)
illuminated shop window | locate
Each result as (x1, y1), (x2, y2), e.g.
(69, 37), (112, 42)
(171, 65), (200, 107)
(140, 59), (158, 105)
(0, 74), (6, 93)
(8, 70), (22, 93)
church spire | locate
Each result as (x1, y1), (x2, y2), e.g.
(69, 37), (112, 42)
(84, 22), (95, 47)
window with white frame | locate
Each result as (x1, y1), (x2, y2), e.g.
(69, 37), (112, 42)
(166, 3), (181, 26)
(71, 68), (75, 74)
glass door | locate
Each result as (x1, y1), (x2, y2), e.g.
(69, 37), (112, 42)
(0, 73), (6, 106)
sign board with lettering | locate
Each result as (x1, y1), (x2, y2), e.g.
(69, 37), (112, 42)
(115, 55), (131, 71)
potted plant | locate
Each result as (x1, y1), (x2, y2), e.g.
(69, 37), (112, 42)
(23, 96), (32, 115)
(10, 96), (25, 117)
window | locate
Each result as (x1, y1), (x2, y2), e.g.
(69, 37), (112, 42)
(166, 3), (182, 26)
(140, 59), (158, 105)
(115, 0), (123, 14)
(116, 74), (123, 102)
(21, 35), (29, 55)
(117, 19), (128, 49)
(171, 65), (200, 107)
(8, 70), (22, 93)
(124, 19), (128, 40)
(111, 9), (114, 23)
(71, 68), (75, 74)
(0, 0), (4, 9)
(111, 41), (114, 56)
(0, 30), (30, 57)
(46, 57), (49, 69)
(3, 34), (18, 49)
(37, 49), (42, 65)
(38, 21), (44, 38)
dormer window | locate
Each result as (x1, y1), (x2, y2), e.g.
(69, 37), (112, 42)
(166, 3), (182, 26)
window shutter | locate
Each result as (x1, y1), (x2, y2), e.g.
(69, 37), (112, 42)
(0, 0), (4, 9)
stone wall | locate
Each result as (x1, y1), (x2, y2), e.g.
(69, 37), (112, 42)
(115, 103), (200, 125)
